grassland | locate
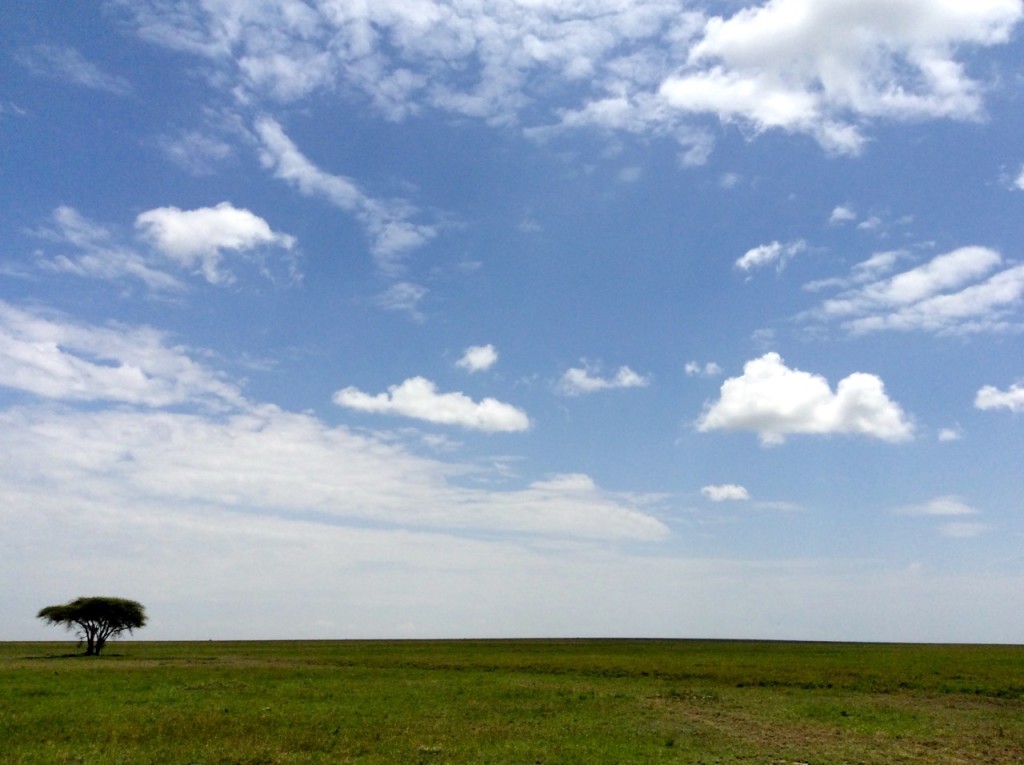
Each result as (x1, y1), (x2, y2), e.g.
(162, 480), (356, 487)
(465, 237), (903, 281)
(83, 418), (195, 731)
(2, 639), (1023, 764)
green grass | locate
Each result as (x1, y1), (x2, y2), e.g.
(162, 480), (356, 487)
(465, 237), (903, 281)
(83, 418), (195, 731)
(2, 639), (1023, 764)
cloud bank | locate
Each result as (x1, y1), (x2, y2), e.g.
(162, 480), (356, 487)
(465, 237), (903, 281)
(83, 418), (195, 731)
(118, 0), (1023, 155)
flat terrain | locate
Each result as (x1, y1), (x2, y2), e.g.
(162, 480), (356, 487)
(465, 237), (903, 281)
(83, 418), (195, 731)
(1, 639), (1022, 764)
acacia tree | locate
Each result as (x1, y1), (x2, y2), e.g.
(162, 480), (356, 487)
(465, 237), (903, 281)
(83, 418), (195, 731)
(37, 597), (147, 656)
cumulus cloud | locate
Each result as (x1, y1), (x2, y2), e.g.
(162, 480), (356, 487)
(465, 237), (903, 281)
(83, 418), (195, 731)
(736, 240), (807, 272)
(34, 205), (298, 290)
(255, 116), (437, 270)
(334, 377), (530, 432)
(457, 344), (498, 373)
(15, 44), (131, 95)
(937, 427), (963, 442)
(807, 246), (1024, 335)
(701, 484), (750, 502)
(558, 364), (650, 396)
(696, 353), (913, 445)
(117, 0), (1022, 157)
(829, 205), (857, 225)
(0, 300), (243, 409)
(136, 202), (296, 285)
(660, 0), (1023, 153)
(975, 382), (1024, 412)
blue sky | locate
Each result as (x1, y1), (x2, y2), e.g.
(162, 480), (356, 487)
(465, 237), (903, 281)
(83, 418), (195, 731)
(3, 0), (1024, 642)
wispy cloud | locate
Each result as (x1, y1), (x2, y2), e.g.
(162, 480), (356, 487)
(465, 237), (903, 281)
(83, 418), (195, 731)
(35, 206), (185, 292)
(736, 240), (807, 272)
(15, 44), (131, 95)
(685, 361), (723, 378)
(254, 116), (437, 271)
(117, 0), (1023, 156)
(34, 205), (298, 290)
(0, 404), (665, 542)
(896, 496), (989, 538)
(374, 282), (428, 322)
(0, 301), (244, 409)
(897, 496), (979, 517)
(0, 304), (665, 543)
(701, 484), (750, 502)
(557, 363), (650, 396)
(805, 246), (1024, 335)
(159, 130), (233, 175)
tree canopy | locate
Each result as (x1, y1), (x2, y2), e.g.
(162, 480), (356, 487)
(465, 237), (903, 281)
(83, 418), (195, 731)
(37, 596), (147, 655)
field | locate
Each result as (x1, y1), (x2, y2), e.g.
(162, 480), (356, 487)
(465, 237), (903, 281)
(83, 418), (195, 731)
(2, 639), (1023, 764)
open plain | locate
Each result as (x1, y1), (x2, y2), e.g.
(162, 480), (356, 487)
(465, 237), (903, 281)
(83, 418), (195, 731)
(2, 639), (1023, 764)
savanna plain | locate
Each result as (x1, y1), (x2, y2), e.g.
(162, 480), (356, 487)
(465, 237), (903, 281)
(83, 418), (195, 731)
(2, 639), (1023, 764)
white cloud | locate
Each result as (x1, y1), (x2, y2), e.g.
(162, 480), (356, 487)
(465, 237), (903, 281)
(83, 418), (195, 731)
(701, 484), (750, 502)
(457, 344), (498, 373)
(558, 364), (650, 396)
(0, 404), (665, 544)
(374, 282), (428, 321)
(661, 0), (1023, 153)
(898, 496), (979, 517)
(857, 215), (884, 231)
(719, 172), (741, 189)
(808, 246), (1024, 335)
(685, 361), (723, 377)
(1014, 164), (1024, 190)
(829, 205), (857, 225)
(35, 207), (185, 291)
(34, 205), (297, 290)
(897, 497), (989, 538)
(255, 116), (437, 270)
(0, 302), (666, 544)
(697, 353), (913, 446)
(938, 427), (963, 442)
(803, 249), (909, 293)
(334, 376), (530, 432)
(136, 202), (296, 285)
(0, 300), (244, 409)
(975, 382), (1024, 412)
(159, 130), (233, 174)
(736, 240), (807, 272)
(618, 166), (642, 183)
(16, 44), (131, 95)
(118, 0), (1022, 157)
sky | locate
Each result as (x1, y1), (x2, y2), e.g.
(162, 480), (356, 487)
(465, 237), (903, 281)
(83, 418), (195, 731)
(2, 0), (1024, 643)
